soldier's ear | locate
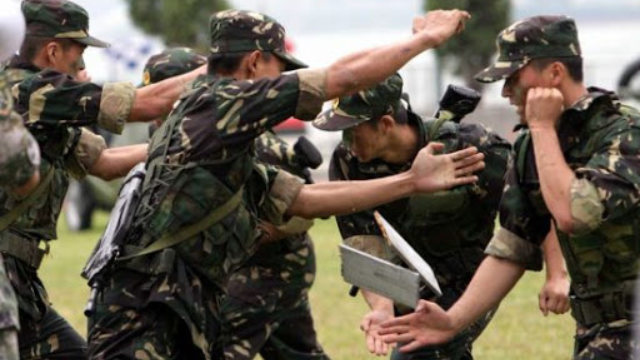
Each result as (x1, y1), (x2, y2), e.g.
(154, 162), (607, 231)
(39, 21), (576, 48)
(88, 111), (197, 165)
(44, 41), (59, 65)
(548, 62), (564, 87)
(379, 114), (395, 133)
(246, 50), (261, 77)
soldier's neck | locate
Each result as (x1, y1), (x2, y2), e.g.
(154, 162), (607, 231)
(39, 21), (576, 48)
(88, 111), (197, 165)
(561, 81), (588, 108)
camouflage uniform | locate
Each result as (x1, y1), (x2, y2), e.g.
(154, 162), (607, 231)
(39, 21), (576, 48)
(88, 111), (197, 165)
(86, 10), (326, 360)
(476, 16), (640, 359)
(140, 47), (327, 360)
(0, 69), (34, 360)
(1, 1), (136, 358)
(315, 74), (511, 360)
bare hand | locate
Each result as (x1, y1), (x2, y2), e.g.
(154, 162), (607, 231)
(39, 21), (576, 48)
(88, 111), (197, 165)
(525, 87), (564, 130)
(361, 310), (394, 356)
(539, 274), (570, 316)
(412, 10), (471, 46)
(75, 69), (92, 83)
(410, 142), (484, 193)
(256, 221), (287, 244)
(379, 300), (457, 353)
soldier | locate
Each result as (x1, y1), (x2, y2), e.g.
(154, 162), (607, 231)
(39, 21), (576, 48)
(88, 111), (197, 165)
(314, 73), (511, 359)
(143, 46), (328, 360)
(380, 15), (640, 359)
(85, 8), (482, 360)
(1, 0), (209, 358)
(0, 3), (31, 359)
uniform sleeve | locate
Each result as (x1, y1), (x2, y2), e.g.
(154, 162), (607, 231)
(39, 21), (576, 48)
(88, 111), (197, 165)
(197, 69), (325, 150)
(64, 128), (107, 179)
(255, 131), (298, 172)
(259, 164), (305, 227)
(0, 112), (40, 189)
(14, 69), (134, 134)
(485, 156), (546, 271)
(571, 122), (640, 233)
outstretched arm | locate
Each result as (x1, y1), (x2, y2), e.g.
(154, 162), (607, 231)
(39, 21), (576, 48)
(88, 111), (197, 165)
(324, 10), (470, 99)
(379, 256), (524, 352)
(287, 143), (483, 218)
(89, 144), (148, 181)
(130, 65), (207, 122)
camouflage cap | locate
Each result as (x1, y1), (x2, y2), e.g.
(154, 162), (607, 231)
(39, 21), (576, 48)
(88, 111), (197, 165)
(142, 47), (207, 86)
(21, 0), (109, 48)
(313, 73), (403, 131)
(475, 15), (581, 83)
(209, 10), (306, 71)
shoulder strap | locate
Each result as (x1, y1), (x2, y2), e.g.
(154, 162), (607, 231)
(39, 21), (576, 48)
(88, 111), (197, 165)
(427, 117), (450, 142)
(0, 167), (55, 232)
(118, 185), (245, 261)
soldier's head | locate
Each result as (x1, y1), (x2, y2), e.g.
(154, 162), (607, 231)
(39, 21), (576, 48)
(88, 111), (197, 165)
(475, 15), (583, 123)
(207, 10), (306, 80)
(313, 73), (410, 163)
(18, 0), (109, 77)
(141, 47), (207, 86)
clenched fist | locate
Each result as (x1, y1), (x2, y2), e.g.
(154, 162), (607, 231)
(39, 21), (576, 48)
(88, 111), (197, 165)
(412, 10), (470, 47)
(525, 87), (564, 130)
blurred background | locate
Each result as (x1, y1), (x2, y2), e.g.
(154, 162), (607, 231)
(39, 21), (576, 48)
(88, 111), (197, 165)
(9, 1), (640, 358)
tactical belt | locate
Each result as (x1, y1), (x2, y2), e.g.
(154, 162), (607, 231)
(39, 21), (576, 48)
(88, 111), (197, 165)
(0, 232), (48, 269)
(570, 282), (635, 327)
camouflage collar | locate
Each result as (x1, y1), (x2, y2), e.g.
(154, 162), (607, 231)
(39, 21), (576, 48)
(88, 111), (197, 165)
(512, 87), (619, 133)
(559, 87), (620, 151)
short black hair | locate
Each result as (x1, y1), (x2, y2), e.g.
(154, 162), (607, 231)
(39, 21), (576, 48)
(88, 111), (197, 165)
(530, 56), (583, 82)
(364, 103), (409, 128)
(18, 34), (74, 63)
(207, 51), (273, 75)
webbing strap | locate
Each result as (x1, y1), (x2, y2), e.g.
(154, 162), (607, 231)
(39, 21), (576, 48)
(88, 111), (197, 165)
(0, 167), (55, 232)
(118, 186), (244, 261)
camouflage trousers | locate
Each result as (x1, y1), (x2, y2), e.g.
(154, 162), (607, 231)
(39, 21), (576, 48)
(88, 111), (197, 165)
(88, 301), (208, 360)
(574, 321), (639, 360)
(3, 255), (86, 359)
(0, 329), (18, 360)
(0, 254), (18, 360)
(219, 237), (329, 360)
(87, 261), (222, 360)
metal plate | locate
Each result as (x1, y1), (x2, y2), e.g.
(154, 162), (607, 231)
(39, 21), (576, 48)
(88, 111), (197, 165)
(374, 211), (442, 297)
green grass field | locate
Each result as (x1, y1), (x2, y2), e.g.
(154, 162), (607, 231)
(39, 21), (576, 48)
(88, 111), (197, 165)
(41, 212), (574, 359)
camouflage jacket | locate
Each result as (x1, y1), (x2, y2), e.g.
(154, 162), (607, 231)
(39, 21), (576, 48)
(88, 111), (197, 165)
(487, 88), (640, 306)
(125, 69), (324, 285)
(330, 111), (511, 307)
(1, 59), (130, 319)
(98, 69), (324, 352)
(0, 70), (39, 190)
(0, 59), (121, 241)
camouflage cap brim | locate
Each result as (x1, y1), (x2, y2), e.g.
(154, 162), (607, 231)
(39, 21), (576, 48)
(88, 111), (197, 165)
(73, 34), (110, 48)
(273, 50), (307, 71)
(474, 59), (529, 83)
(312, 108), (369, 131)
